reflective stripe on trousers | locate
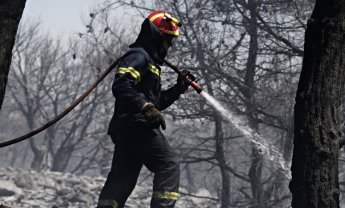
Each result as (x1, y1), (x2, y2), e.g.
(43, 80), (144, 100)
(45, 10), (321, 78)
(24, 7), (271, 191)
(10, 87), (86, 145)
(152, 191), (179, 201)
(97, 199), (118, 208)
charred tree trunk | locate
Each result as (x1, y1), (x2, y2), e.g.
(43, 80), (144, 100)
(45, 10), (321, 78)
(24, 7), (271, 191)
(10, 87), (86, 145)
(215, 115), (231, 208)
(30, 140), (46, 171)
(27, 116), (46, 171)
(0, 0), (26, 110)
(196, 39), (231, 207)
(243, 0), (264, 207)
(205, 72), (231, 208)
(51, 146), (74, 172)
(289, 1), (345, 207)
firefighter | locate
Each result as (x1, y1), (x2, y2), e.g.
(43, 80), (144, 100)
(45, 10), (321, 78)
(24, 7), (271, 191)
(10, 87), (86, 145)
(97, 11), (192, 208)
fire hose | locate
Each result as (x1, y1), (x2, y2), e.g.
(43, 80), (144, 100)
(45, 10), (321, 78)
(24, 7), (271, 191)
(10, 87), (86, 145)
(0, 58), (202, 148)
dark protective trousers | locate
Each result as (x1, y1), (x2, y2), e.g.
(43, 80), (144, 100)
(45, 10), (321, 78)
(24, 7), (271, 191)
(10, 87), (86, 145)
(97, 127), (180, 208)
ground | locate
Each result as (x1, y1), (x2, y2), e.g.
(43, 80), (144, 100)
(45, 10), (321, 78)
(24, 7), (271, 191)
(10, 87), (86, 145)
(0, 168), (217, 208)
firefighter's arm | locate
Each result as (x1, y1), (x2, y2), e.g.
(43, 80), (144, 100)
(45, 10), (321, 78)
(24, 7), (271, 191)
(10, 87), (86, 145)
(158, 70), (194, 110)
(157, 85), (181, 111)
(112, 52), (149, 111)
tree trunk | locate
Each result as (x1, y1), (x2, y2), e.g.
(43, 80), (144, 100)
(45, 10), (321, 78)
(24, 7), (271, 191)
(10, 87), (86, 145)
(289, 1), (345, 207)
(30, 140), (46, 171)
(243, 0), (264, 207)
(0, 0), (26, 111)
(205, 71), (231, 208)
(215, 115), (231, 208)
(196, 39), (232, 207)
(51, 146), (74, 172)
(22, 113), (46, 171)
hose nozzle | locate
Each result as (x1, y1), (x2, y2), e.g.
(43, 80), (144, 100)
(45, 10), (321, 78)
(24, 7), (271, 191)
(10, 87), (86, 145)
(190, 80), (202, 93)
(164, 59), (203, 94)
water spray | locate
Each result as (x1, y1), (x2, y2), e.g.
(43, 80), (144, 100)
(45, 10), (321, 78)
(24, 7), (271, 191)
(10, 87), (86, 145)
(164, 60), (291, 179)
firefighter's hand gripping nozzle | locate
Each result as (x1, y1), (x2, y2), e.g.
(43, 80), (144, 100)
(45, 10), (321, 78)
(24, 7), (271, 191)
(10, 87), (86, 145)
(164, 59), (203, 94)
(185, 73), (202, 94)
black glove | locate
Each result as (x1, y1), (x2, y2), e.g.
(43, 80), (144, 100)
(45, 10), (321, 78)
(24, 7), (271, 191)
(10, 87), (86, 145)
(176, 70), (195, 94)
(141, 103), (166, 130)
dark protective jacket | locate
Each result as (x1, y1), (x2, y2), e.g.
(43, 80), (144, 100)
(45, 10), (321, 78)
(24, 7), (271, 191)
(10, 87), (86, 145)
(107, 19), (181, 135)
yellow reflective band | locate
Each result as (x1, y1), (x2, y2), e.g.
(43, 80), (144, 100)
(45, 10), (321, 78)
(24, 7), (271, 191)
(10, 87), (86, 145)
(149, 13), (165, 23)
(152, 191), (179, 201)
(117, 67), (141, 84)
(97, 199), (118, 208)
(148, 64), (161, 77)
(164, 13), (180, 26)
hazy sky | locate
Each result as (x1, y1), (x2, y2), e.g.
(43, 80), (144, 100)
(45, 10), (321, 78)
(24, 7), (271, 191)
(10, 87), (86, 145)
(22, 0), (108, 39)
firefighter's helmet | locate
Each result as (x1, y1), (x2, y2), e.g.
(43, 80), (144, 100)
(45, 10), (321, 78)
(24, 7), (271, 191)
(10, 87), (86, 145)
(147, 11), (182, 37)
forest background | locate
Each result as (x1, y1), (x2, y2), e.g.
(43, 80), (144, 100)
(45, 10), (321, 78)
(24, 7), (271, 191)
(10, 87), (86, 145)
(2, 0), (345, 207)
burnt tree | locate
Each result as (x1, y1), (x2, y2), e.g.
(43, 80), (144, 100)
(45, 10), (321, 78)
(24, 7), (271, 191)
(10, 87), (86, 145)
(0, 0), (26, 111)
(289, 1), (345, 207)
